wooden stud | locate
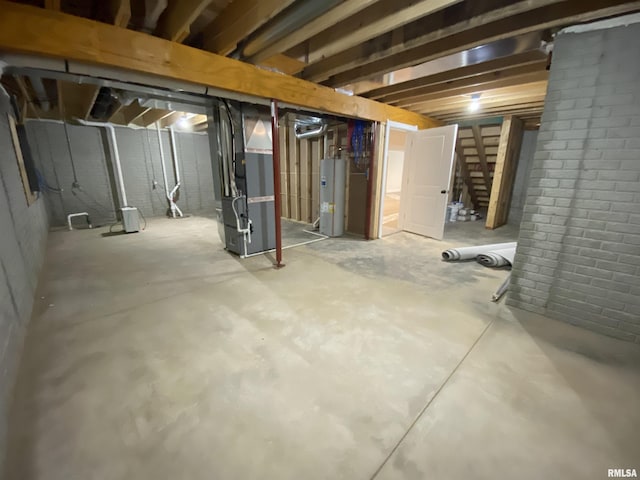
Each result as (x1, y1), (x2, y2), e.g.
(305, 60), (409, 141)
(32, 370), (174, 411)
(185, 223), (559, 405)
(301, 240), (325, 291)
(0, 3), (439, 128)
(14, 76), (40, 119)
(7, 113), (37, 205)
(486, 116), (523, 229)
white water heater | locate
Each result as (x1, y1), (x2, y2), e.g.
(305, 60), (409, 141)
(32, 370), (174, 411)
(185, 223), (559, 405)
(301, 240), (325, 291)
(319, 157), (346, 237)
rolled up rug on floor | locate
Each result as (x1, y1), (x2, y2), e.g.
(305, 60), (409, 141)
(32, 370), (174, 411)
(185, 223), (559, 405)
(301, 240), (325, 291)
(441, 242), (517, 261)
(476, 246), (516, 268)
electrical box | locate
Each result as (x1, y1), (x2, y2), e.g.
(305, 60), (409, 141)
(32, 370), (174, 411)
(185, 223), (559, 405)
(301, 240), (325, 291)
(319, 158), (346, 237)
(121, 207), (140, 233)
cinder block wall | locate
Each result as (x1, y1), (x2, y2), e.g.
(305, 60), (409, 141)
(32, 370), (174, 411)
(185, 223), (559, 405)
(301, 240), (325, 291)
(507, 22), (640, 343)
(0, 92), (49, 469)
(26, 121), (215, 226)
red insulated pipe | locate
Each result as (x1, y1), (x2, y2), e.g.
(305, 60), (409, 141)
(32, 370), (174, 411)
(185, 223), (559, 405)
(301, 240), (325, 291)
(364, 122), (376, 240)
(270, 99), (284, 268)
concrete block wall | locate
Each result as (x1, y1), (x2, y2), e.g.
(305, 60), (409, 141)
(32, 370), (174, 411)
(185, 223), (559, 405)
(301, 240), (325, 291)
(26, 121), (216, 226)
(507, 22), (640, 343)
(0, 91), (49, 470)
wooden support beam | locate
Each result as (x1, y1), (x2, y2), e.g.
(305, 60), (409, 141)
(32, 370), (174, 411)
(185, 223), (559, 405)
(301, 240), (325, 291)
(247, 0), (380, 64)
(0, 2), (438, 128)
(202, 0), (297, 56)
(455, 144), (479, 209)
(486, 115), (523, 229)
(44, 0), (61, 10)
(308, 0), (640, 86)
(156, 0), (213, 42)
(304, 0), (462, 64)
(472, 125), (492, 193)
(365, 51), (546, 100)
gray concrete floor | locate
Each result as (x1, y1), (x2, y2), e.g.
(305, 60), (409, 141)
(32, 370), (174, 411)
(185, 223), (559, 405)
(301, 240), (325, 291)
(5, 217), (640, 480)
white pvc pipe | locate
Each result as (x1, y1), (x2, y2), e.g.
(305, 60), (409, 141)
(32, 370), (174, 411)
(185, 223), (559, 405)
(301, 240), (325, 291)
(168, 127), (183, 217)
(77, 120), (127, 206)
(156, 122), (170, 202)
(169, 127), (181, 184)
(67, 212), (91, 231)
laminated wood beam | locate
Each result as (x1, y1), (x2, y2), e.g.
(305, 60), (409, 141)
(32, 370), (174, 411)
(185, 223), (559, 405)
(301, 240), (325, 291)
(0, 2), (439, 128)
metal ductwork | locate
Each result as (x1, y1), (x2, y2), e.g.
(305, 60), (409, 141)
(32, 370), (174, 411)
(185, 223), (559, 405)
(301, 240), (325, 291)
(294, 115), (327, 139)
(241, 0), (342, 59)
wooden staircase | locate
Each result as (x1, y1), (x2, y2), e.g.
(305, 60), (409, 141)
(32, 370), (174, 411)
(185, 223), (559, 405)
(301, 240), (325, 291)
(454, 123), (502, 210)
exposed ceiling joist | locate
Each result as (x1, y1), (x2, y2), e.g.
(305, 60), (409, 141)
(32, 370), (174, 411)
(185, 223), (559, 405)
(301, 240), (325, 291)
(143, 0), (168, 31)
(132, 108), (173, 126)
(44, 0), (60, 10)
(302, 0), (564, 83)
(159, 111), (184, 128)
(0, 3), (438, 128)
(109, 0), (132, 27)
(121, 100), (151, 124)
(259, 54), (306, 75)
(365, 50), (547, 100)
(247, 0), (380, 64)
(57, 81), (101, 121)
(393, 69), (549, 107)
(308, 0), (640, 86)
(202, 0), (297, 55)
(156, 0), (213, 42)
(304, 0), (463, 64)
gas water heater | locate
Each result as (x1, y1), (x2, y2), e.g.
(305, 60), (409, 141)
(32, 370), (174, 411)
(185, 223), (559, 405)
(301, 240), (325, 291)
(319, 157), (346, 237)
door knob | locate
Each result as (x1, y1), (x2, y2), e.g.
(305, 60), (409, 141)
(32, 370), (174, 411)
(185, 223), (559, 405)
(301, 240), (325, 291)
(440, 190), (448, 194)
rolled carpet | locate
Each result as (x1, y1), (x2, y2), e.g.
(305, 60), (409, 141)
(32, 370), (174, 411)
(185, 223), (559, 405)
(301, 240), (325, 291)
(476, 247), (516, 268)
(441, 242), (517, 261)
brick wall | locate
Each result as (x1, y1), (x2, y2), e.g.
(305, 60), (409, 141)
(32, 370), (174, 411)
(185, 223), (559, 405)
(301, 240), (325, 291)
(0, 90), (49, 470)
(26, 121), (216, 226)
(507, 22), (640, 343)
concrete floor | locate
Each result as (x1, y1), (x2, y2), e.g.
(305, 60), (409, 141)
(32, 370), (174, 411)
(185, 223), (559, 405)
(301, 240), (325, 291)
(5, 216), (640, 480)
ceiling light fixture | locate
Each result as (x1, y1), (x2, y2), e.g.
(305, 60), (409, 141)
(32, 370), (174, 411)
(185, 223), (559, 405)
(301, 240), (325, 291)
(468, 93), (481, 112)
(177, 115), (190, 129)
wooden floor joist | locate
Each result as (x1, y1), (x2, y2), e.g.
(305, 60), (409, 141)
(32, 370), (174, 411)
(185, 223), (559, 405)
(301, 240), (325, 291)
(0, 2), (439, 129)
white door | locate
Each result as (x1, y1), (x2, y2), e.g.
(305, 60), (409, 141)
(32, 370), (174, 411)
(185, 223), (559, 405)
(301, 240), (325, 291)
(399, 124), (458, 240)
